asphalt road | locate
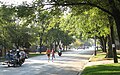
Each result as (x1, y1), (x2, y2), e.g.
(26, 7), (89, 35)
(0, 48), (94, 75)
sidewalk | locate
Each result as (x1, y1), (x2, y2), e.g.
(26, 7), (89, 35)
(85, 59), (117, 67)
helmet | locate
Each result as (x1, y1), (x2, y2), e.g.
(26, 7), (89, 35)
(16, 49), (19, 51)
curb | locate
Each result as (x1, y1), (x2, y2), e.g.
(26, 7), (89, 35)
(88, 54), (95, 62)
(77, 53), (95, 75)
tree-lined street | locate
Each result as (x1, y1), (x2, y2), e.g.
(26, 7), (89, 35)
(0, 0), (120, 75)
(0, 48), (94, 75)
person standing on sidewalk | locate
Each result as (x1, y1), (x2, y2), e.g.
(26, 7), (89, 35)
(46, 48), (51, 62)
(51, 48), (55, 62)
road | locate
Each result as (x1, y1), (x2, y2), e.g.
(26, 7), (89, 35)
(0, 48), (94, 75)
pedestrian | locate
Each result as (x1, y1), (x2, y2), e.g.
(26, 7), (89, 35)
(51, 49), (55, 62)
(46, 48), (51, 62)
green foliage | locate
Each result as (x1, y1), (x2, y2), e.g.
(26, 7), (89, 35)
(0, 0), (113, 50)
(46, 25), (75, 46)
(0, 5), (15, 22)
(70, 8), (109, 39)
(73, 39), (83, 47)
(81, 63), (120, 75)
(16, 4), (34, 18)
(0, 5), (15, 48)
(0, 3), (36, 49)
(79, 8), (109, 38)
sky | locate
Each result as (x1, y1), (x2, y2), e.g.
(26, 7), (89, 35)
(0, 0), (35, 5)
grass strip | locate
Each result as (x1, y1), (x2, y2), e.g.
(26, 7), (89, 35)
(29, 52), (45, 58)
(81, 63), (120, 75)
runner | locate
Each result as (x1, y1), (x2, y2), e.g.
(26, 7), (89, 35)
(51, 49), (55, 62)
(46, 48), (51, 62)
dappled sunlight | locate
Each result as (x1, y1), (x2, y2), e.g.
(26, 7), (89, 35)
(0, 49), (94, 75)
(25, 59), (48, 64)
(3, 69), (10, 72)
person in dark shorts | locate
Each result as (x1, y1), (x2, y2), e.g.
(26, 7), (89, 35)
(46, 48), (51, 62)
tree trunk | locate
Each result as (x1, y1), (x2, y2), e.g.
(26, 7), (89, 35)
(55, 42), (58, 51)
(39, 37), (42, 54)
(114, 17), (120, 45)
(103, 37), (107, 52)
(50, 43), (53, 50)
(40, 32), (44, 54)
(94, 36), (97, 56)
(15, 42), (19, 49)
(106, 16), (113, 58)
(109, 16), (118, 63)
(108, 0), (120, 50)
(66, 45), (67, 51)
(99, 36), (107, 52)
(99, 37), (104, 51)
(106, 35), (113, 58)
(110, 24), (118, 63)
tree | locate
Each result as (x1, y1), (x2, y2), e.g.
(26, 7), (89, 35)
(44, 0), (119, 61)
(0, 5), (15, 55)
(40, 0), (120, 62)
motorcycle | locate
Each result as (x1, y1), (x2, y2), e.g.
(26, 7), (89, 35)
(2, 50), (27, 67)
(3, 58), (25, 67)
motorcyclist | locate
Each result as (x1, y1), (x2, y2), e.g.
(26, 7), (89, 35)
(6, 50), (14, 61)
(16, 49), (20, 59)
(19, 50), (27, 63)
(4, 49), (26, 67)
(58, 48), (62, 56)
